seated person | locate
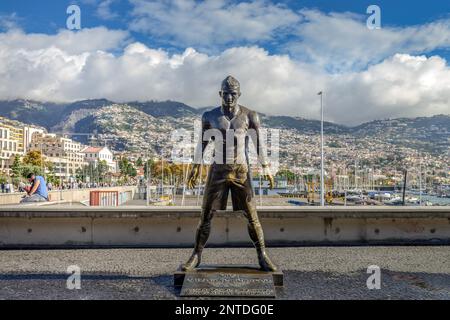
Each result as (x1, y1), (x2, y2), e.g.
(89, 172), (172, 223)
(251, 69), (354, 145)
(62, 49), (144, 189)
(20, 173), (49, 203)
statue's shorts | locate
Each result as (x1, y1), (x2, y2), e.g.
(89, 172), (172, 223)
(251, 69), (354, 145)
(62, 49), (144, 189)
(202, 163), (254, 211)
(194, 164), (266, 250)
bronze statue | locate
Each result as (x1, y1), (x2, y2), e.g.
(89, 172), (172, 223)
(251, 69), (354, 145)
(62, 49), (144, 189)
(182, 75), (277, 272)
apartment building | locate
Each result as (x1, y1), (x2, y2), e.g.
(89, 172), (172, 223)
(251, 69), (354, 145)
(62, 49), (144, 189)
(30, 133), (87, 180)
(0, 117), (45, 174)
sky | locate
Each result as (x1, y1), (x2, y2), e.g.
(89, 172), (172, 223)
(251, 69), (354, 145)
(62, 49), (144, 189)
(0, 0), (449, 125)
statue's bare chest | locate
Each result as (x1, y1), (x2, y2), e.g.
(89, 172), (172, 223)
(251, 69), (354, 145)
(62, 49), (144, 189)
(209, 113), (249, 132)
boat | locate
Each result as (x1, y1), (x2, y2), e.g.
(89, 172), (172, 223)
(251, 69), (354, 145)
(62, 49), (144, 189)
(384, 196), (403, 206)
(148, 194), (173, 206)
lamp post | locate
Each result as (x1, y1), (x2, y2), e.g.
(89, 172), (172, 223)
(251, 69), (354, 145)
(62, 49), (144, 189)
(146, 156), (150, 207)
(318, 91), (325, 206)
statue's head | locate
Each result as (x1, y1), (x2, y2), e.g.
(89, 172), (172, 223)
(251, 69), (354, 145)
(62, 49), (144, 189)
(220, 75), (241, 109)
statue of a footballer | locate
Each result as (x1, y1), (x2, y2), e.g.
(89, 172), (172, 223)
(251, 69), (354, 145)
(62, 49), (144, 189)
(182, 76), (277, 272)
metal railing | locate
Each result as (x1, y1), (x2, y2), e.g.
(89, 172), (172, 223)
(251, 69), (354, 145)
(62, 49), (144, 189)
(89, 190), (132, 206)
(89, 191), (119, 206)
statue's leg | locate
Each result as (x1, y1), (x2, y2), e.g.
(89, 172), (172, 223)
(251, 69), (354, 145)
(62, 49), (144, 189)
(230, 181), (277, 272)
(182, 172), (229, 271)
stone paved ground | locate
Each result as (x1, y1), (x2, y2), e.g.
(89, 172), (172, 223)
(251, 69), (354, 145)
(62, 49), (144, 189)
(0, 246), (449, 299)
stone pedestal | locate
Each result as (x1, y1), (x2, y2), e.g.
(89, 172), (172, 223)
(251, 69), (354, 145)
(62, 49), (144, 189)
(174, 265), (283, 297)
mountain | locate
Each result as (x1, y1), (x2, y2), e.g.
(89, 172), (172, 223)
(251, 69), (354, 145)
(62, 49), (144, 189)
(263, 115), (349, 134)
(0, 99), (66, 128)
(0, 99), (199, 131)
(0, 99), (448, 156)
(351, 115), (450, 154)
(129, 100), (199, 117)
(60, 99), (114, 118)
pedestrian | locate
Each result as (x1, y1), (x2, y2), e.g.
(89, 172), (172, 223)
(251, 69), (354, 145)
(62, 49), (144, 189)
(20, 173), (49, 203)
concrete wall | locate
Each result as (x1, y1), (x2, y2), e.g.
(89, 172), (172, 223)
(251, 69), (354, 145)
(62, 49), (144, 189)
(0, 207), (449, 247)
(0, 186), (137, 206)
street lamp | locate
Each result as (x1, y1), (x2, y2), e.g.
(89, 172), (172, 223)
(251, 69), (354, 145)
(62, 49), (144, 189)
(318, 91), (325, 206)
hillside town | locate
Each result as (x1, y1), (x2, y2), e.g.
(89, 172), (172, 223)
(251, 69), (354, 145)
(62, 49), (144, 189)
(0, 109), (449, 202)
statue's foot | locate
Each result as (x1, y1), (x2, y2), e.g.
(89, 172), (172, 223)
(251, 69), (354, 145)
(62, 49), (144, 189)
(181, 252), (201, 271)
(258, 251), (277, 272)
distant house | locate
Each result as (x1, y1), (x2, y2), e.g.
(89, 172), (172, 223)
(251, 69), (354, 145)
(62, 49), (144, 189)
(81, 146), (116, 172)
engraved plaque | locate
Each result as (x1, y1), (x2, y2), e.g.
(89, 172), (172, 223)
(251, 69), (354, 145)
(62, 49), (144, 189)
(180, 272), (275, 297)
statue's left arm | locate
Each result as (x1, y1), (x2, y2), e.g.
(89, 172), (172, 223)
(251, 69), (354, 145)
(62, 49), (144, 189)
(248, 111), (275, 188)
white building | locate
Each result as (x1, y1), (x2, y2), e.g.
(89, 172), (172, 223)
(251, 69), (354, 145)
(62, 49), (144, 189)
(23, 126), (45, 153)
(0, 126), (20, 174)
(81, 146), (116, 172)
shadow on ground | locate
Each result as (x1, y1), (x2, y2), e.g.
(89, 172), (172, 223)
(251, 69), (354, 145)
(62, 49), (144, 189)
(0, 269), (449, 300)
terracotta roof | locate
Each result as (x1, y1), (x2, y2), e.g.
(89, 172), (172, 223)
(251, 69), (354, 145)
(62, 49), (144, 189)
(81, 146), (104, 153)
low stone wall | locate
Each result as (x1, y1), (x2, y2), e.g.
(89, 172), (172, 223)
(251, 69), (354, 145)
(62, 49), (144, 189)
(0, 186), (137, 206)
(0, 206), (449, 247)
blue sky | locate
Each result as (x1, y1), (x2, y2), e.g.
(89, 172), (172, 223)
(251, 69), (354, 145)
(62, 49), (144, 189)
(0, 0), (449, 124)
(2, 0), (450, 59)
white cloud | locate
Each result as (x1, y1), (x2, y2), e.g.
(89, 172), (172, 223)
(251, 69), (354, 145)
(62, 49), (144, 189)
(326, 54), (450, 124)
(0, 27), (129, 54)
(0, 27), (449, 125)
(0, 12), (21, 31)
(127, 2), (450, 72)
(288, 10), (450, 72)
(128, 0), (300, 51)
(97, 0), (119, 20)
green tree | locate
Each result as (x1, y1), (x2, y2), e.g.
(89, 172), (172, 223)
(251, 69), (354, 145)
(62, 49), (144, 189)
(119, 158), (129, 176)
(45, 173), (59, 186)
(21, 165), (44, 178)
(276, 169), (296, 181)
(46, 161), (54, 174)
(97, 160), (109, 182)
(119, 158), (137, 178)
(75, 167), (85, 182)
(85, 162), (98, 183)
(0, 174), (8, 184)
(11, 155), (22, 177)
(129, 166), (137, 177)
(22, 150), (44, 167)
(136, 157), (143, 167)
(143, 159), (154, 179)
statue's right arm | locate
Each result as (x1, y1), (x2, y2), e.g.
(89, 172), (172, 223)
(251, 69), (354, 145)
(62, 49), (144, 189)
(193, 112), (211, 165)
(188, 113), (211, 188)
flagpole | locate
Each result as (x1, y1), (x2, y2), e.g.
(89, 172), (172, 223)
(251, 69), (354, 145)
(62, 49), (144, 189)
(318, 91), (325, 206)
